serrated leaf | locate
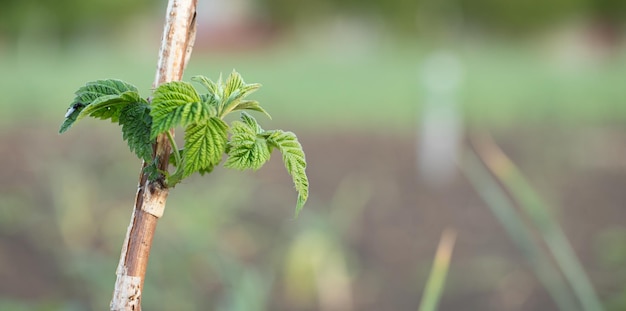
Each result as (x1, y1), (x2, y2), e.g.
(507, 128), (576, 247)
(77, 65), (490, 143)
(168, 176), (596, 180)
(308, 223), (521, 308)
(193, 71), (262, 119)
(151, 101), (210, 139)
(230, 70), (261, 99)
(153, 81), (200, 107)
(225, 114), (271, 170)
(266, 130), (309, 216)
(198, 166), (215, 176)
(240, 112), (263, 133)
(119, 102), (153, 162)
(221, 71), (261, 117)
(224, 70), (245, 98)
(150, 81), (203, 138)
(192, 75), (219, 97)
(59, 102), (86, 133)
(232, 100), (271, 119)
(78, 91), (142, 122)
(75, 79), (138, 105)
(60, 79), (138, 133)
(225, 135), (270, 171)
(182, 117), (228, 177)
(193, 74), (224, 112)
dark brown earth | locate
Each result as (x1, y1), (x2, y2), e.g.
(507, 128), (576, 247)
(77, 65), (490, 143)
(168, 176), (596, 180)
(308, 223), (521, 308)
(1, 124), (625, 310)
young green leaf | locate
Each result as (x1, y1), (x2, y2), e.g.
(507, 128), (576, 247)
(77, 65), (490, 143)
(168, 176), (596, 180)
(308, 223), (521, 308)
(119, 102), (153, 162)
(240, 111), (263, 133)
(224, 70), (245, 99)
(192, 74), (224, 113)
(74, 79), (139, 105)
(60, 79), (138, 133)
(192, 75), (220, 97)
(225, 113), (270, 170)
(192, 71), (262, 119)
(78, 91), (143, 122)
(200, 94), (219, 116)
(224, 71), (261, 102)
(265, 130), (309, 215)
(182, 117), (228, 177)
(221, 72), (261, 117)
(60, 102), (86, 133)
(150, 81), (204, 138)
(231, 100), (271, 119)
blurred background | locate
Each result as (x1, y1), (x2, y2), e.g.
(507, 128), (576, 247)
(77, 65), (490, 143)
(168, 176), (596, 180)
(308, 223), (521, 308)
(1, 0), (626, 310)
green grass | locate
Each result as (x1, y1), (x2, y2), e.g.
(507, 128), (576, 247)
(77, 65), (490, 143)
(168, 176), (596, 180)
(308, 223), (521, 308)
(463, 136), (605, 311)
(1, 39), (625, 132)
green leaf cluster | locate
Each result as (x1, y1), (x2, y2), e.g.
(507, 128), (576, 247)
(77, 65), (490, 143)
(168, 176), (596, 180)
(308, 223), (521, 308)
(225, 113), (308, 215)
(60, 71), (309, 214)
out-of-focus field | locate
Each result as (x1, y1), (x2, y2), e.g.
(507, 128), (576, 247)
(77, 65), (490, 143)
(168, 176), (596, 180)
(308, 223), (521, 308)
(2, 40), (626, 129)
(1, 38), (626, 311)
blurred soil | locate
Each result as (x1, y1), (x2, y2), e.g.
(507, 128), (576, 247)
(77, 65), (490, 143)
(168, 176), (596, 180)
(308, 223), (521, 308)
(1, 124), (625, 310)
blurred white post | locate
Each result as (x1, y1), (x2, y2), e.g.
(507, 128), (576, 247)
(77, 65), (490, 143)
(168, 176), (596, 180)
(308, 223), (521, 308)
(417, 51), (464, 186)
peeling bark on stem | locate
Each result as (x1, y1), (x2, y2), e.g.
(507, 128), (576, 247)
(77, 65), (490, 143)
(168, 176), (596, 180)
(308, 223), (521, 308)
(110, 1), (197, 310)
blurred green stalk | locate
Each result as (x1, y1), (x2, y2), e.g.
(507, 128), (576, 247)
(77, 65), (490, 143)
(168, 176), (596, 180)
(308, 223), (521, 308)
(462, 150), (580, 311)
(473, 138), (604, 311)
(418, 228), (456, 311)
